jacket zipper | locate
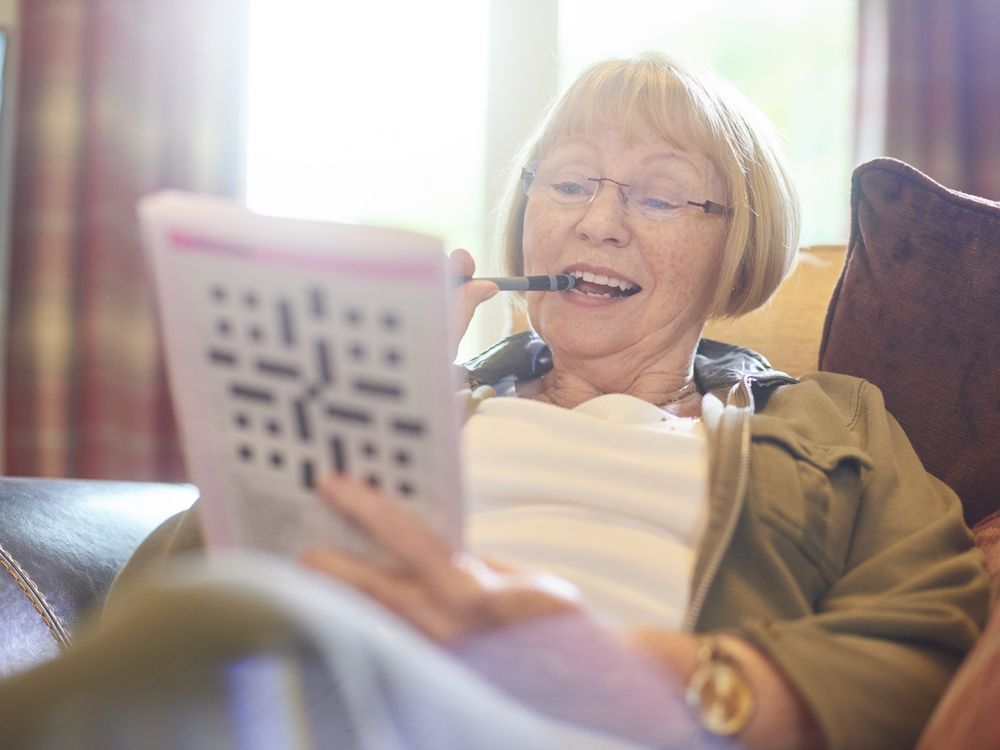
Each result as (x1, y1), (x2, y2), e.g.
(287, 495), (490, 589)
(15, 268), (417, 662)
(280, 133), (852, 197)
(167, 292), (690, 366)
(683, 371), (796, 632)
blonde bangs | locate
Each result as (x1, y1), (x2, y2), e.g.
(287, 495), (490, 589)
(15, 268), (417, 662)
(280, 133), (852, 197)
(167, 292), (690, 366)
(535, 58), (725, 170)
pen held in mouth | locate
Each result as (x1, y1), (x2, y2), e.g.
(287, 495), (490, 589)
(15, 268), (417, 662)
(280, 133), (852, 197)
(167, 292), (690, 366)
(461, 274), (576, 292)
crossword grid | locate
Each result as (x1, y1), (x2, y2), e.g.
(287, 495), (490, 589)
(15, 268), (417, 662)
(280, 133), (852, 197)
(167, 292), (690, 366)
(201, 279), (428, 504)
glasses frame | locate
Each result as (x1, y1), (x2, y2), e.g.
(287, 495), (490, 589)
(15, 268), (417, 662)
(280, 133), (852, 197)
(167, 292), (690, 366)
(520, 163), (732, 219)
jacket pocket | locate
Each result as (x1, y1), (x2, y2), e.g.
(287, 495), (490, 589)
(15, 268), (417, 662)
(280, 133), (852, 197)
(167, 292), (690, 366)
(748, 436), (871, 599)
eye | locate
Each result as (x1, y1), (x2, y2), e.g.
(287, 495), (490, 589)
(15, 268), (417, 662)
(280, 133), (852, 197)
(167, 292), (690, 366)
(632, 179), (686, 213)
(637, 196), (683, 212)
(534, 162), (599, 202)
(550, 180), (592, 198)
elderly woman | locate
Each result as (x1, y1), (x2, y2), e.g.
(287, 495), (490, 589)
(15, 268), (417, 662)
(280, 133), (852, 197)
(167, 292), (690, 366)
(48, 54), (987, 750)
(295, 54), (989, 749)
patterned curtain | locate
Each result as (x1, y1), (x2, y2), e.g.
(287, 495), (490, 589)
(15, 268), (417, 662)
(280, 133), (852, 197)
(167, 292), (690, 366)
(856, 0), (1000, 199)
(4, 0), (248, 480)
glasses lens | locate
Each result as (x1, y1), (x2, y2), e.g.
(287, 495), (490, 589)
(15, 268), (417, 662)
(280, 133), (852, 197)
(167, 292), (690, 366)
(527, 161), (599, 204)
(628, 176), (689, 221)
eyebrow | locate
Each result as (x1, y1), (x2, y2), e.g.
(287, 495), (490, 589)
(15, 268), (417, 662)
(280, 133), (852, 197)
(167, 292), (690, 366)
(545, 139), (600, 160)
(544, 141), (708, 183)
(641, 152), (702, 179)
(550, 141), (700, 168)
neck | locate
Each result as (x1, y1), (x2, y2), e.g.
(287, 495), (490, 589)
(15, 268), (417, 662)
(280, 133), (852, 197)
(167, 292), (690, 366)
(519, 324), (707, 413)
(532, 342), (701, 412)
(535, 368), (699, 407)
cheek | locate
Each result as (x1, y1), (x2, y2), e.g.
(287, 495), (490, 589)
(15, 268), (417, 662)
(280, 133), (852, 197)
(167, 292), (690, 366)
(694, 226), (728, 284)
(521, 208), (561, 275)
(645, 224), (728, 308)
(683, 229), (729, 309)
(521, 214), (548, 329)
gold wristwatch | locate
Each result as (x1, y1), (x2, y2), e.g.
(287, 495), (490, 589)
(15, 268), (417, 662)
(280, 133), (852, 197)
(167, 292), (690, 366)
(685, 636), (756, 736)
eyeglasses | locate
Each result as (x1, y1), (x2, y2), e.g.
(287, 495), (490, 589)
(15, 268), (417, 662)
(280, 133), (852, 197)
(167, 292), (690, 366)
(521, 161), (732, 222)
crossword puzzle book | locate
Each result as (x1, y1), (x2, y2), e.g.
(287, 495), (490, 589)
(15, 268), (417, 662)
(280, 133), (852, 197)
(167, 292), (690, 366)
(139, 191), (464, 558)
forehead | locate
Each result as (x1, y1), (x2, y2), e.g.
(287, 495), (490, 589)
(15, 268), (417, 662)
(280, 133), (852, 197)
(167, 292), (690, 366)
(538, 69), (718, 152)
(544, 134), (711, 172)
(544, 131), (717, 187)
(537, 85), (724, 182)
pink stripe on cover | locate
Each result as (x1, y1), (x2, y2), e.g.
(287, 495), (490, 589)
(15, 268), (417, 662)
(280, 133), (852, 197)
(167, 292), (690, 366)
(168, 230), (440, 282)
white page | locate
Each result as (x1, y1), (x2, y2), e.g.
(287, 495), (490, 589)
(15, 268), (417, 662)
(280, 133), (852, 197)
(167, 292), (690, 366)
(139, 191), (463, 558)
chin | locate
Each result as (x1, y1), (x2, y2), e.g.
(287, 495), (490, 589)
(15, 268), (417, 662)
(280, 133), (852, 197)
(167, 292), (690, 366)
(533, 318), (628, 359)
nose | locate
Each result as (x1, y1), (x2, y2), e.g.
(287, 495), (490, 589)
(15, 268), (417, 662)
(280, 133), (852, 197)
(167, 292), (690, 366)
(575, 179), (630, 247)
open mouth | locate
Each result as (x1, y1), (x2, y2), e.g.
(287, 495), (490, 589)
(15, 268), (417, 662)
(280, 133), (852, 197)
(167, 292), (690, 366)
(566, 269), (641, 299)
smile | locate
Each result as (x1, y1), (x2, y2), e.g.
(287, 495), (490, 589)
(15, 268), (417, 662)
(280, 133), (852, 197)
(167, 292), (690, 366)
(565, 269), (642, 299)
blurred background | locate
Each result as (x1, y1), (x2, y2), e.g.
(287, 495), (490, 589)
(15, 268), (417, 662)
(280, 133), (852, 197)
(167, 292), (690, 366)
(0, 0), (997, 482)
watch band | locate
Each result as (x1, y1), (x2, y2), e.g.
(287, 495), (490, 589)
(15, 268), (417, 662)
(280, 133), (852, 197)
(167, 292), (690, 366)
(685, 636), (756, 736)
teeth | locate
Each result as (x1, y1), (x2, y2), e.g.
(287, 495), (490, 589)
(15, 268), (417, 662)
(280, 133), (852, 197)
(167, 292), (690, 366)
(569, 269), (638, 292)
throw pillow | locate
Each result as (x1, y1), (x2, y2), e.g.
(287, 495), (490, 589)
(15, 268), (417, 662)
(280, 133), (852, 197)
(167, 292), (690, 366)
(819, 157), (1000, 528)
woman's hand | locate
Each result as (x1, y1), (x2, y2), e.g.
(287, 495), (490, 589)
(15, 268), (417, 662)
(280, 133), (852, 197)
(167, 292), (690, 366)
(300, 474), (579, 645)
(448, 248), (498, 359)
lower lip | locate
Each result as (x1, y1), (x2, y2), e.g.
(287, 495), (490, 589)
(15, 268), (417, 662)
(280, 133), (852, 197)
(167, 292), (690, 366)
(559, 288), (639, 307)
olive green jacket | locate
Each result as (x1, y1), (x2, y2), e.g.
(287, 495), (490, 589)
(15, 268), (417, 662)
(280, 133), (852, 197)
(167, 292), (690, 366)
(115, 334), (992, 750)
(698, 366), (989, 750)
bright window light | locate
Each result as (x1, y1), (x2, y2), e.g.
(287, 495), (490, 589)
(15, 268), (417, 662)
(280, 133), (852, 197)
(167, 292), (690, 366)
(246, 0), (490, 250)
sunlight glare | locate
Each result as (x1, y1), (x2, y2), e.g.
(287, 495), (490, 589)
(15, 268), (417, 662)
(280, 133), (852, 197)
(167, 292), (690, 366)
(246, 0), (489, 248)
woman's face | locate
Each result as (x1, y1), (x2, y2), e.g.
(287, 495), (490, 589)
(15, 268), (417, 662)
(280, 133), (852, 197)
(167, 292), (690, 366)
(522, 124), (729, 363)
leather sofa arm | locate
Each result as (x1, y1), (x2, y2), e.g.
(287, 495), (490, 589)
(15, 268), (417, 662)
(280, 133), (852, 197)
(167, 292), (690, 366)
(0, 477), (197, 677)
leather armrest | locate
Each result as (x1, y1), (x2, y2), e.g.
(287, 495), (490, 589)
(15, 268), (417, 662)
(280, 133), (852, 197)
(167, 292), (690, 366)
(0, 477), (197, 677)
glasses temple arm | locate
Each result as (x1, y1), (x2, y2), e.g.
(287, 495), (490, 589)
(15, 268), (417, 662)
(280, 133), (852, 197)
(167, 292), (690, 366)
(687, 199), (734, 216)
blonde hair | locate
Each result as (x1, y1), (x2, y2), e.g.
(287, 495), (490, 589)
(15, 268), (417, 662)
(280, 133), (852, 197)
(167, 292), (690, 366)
(495, 53), (800, 318)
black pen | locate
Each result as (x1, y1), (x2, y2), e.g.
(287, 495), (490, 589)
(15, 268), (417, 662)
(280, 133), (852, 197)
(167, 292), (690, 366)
(461, 274), (577, 291)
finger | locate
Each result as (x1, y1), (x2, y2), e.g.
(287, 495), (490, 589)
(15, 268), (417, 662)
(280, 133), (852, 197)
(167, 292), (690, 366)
(477, 555), (525, 575)
(453, 552), (506, 590)
(448, 248), (498, 304)
(447, 247), (476, 277)
(486, 586), (579, 628)
(459, 280), (499, 316)
(316, 474), (466, 585)
(453, 277), (498, 347)
(449, 248), (497, 354)
(301, 547), (465, 643)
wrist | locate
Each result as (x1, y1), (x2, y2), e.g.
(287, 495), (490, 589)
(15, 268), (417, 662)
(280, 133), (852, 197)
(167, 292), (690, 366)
(626, 629), (823, 750)
(685, 635), (755, 736)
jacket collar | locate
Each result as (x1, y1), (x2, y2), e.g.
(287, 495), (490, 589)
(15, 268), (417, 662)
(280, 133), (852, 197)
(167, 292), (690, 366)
(461, 330), (784, 408)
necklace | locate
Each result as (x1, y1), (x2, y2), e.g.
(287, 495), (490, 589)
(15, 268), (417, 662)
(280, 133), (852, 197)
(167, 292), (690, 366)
(535, 376), (700, 409)
(658, 379), (699, 407)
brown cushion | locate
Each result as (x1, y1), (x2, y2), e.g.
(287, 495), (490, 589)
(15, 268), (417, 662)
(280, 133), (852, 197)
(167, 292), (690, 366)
(819, 158), (1000, 528)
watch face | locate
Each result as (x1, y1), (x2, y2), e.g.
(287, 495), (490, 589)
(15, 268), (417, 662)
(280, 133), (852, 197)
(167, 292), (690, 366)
(686, 656), (755, 735)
